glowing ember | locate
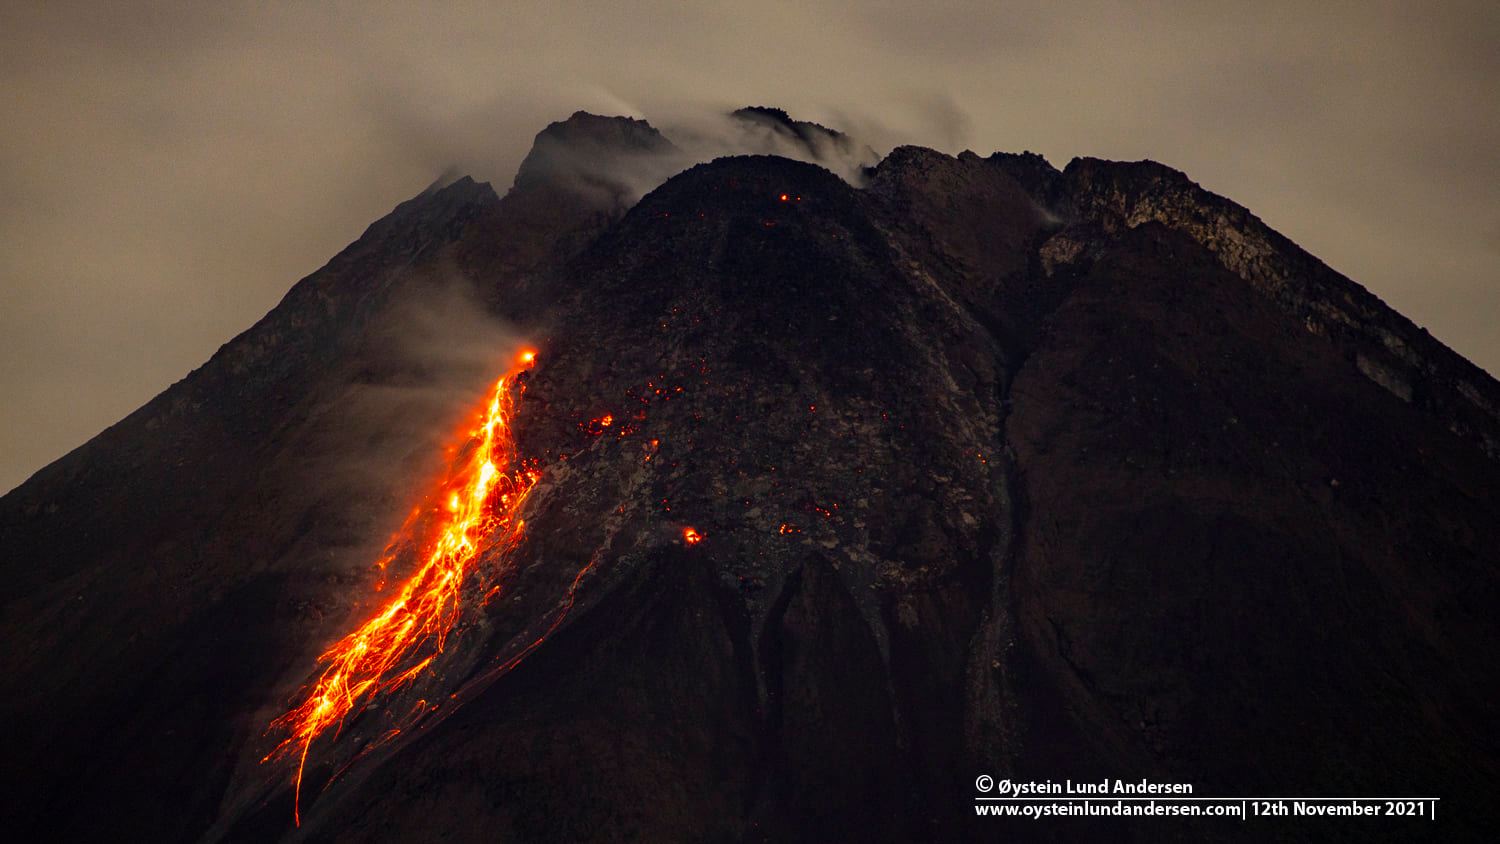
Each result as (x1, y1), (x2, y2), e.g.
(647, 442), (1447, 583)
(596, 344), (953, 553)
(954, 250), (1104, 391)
(264, 349), (539, 824)
(682, 527), (704, 545)
(582, 413), (617, 436)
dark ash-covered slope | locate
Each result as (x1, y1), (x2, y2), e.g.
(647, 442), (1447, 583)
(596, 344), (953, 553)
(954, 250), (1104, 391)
(0, 114), (663, 841)
(0, 173), (502, 839)
(2, 111), (1497, 843)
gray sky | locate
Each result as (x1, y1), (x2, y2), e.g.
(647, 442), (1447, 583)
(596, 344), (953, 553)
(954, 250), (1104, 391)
(2, 1), (1497, 493)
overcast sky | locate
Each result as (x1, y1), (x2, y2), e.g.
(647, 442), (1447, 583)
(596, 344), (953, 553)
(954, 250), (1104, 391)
(2, 1), (1497, 492)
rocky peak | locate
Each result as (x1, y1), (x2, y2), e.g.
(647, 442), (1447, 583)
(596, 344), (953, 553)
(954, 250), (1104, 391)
(1034, 155), (1500, 458)
(730, 105), (880, 176)
(986, 150), (1068, 214)
(510, 111), (680, 206)
(731, 106), (849, 144)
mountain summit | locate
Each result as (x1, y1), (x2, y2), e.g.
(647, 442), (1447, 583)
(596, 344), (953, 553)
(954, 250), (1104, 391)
(2, 109), (1497, 842)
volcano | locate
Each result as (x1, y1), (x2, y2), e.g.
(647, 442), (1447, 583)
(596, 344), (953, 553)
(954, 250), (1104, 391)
(2, 110), (1497, 842)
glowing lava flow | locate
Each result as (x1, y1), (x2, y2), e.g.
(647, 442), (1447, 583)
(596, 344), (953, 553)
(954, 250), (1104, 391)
(264, 350), (539, 824)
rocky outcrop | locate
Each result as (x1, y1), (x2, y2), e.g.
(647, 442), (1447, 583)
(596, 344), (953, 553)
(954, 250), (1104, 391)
(992, 154), (1500, 458)
(730, 106), (880, 175)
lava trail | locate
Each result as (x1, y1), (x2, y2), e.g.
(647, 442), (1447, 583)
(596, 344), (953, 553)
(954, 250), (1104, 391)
(264, 349), (540, 824)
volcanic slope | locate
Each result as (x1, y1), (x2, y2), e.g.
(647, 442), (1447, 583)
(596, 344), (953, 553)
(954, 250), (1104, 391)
(1, 111), (1497, 843)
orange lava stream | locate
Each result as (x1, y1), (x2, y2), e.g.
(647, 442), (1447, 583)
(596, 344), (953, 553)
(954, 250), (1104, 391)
(264, 351), (538, 824)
